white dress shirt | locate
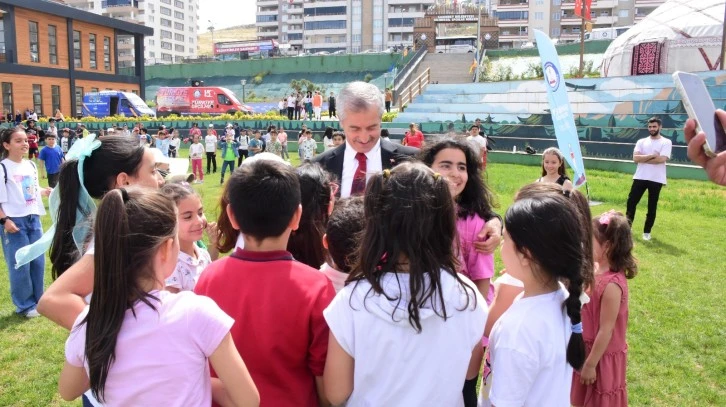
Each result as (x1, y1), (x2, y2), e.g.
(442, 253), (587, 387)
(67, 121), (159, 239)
(341, 139), (383, 198)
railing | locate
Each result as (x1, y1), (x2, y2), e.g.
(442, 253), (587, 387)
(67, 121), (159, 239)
(392, 44), (427, 92)
(398, 67), (431, 111)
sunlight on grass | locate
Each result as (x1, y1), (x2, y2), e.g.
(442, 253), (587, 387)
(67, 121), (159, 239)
(0, 155), (723, 406)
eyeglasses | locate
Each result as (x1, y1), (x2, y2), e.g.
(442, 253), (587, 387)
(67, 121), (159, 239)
(330, 182), (340, 197)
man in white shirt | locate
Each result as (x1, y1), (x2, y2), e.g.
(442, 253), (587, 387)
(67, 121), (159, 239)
(205, 124), (218, 174)
(626, 117), (672, 241)
(287, 94), (296, 120)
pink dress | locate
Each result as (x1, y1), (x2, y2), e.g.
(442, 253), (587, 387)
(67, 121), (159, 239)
(571, 270), (629, 406)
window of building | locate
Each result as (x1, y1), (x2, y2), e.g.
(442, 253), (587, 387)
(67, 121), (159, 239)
(160, 6), (171, 15)
(161, 41), (172, 50)
(32, 85), (42, 115)
(48, 25), (58, 65)
(174, 11), (184, 19)
(73, 30), (82, 68)
(89, 33), (97, 69)
(175, 0), (184, 8)
(1, 83), (13, 116)
(551, 27), (561, 37)
(161, 52), (172, 61)
(29, 21), (40, 63)
(74, 87), (83, 116)
(161, 18), (171, 27)
(51, 85), (61, 115)
(91, 87), (99, 93)
(619, 9), (629, 17)
(188, 37), (194, 43)
(161, 30), (172, 39)
(175, 33), (184, 41)
(304, 20), (346, 30)
(0, 18), (5, 62)
(103, 37), (111, 71)
(174, 22), (184, 30)
(189, 47), (194, 53)
(160, 0), (170, 4)
(175, 44), (184, 51)
(256, 15), (278, 23)
(553, 12), (561, 20)
(149, 51), (155, 57)
(534, 12), (544, 20)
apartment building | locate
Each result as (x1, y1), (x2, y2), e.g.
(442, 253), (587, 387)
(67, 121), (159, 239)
(0, 0), (151, 119)
(493, 0), (666, 48)
(256, 0), (436, 53)
(65, 0), (200, 64)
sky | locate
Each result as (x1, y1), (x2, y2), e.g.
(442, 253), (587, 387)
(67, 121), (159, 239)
(198, 1), (256, 31)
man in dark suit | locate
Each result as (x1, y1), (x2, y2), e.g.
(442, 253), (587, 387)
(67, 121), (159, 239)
(313, 81), (418, 198)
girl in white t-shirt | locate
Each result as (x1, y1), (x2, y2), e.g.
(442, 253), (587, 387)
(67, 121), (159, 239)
(323, 162), (487, 407)
(0, 127), (52, 317)
(161, 183), (214, 292)
(58, 188), (259, 406)
(486, 182), (591, 406)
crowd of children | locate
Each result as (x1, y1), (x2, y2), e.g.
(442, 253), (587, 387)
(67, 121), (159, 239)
(0, 118), (640, 406)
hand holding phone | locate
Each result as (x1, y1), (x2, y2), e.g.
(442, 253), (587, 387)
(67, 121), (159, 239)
(673, 71), (726, 157)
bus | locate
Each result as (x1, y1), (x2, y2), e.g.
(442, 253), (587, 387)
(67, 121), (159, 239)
(435, 36), (477, 53)
(213, 39), (280, 60)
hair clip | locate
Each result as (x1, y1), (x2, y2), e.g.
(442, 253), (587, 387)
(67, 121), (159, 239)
(383, 169), (391, 179)
(571, 322), (583, 334)
(120, 188), (130, 203)
(433, 172), (441, 181)
(375, 252), (389, 271)
(563, 189), (571, 198)
(599, 209), (617, 226)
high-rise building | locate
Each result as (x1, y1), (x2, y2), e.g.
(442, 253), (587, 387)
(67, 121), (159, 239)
(256, 0), (437, 53)
(493, 0), (666, 48)
(64, 0), (200, 64)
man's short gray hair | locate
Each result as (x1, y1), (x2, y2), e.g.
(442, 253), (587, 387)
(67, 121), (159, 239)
(337, 81), (384, 121)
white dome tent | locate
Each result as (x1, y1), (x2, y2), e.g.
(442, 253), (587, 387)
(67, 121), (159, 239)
(601, 0), (724, 77)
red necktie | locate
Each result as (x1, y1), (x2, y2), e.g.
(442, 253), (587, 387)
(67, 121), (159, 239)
(350, 152), (367, 196)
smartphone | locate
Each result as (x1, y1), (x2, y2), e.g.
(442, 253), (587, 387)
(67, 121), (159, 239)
(673, 71), (726, 156)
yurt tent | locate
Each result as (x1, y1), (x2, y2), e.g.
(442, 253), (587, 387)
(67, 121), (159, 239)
(601, 0), (724, 77)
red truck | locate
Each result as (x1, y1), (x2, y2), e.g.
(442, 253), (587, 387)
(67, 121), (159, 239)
(155, 86), (253, 117)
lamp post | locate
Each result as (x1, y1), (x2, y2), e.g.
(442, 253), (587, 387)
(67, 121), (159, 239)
(240, 79), (247, 104)
(208, 20), (215, 57)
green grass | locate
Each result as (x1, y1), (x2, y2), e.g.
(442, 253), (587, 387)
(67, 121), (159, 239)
(0, 155), (724, 405)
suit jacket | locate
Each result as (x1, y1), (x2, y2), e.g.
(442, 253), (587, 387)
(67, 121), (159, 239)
(311, 140), (419, 182)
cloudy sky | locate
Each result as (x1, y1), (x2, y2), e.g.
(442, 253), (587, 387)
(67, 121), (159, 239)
(198, 1), (256, 31)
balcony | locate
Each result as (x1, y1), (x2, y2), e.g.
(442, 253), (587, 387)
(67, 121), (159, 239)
(104, 0), (139, 14)
(635, 0), (665, 6)
(498, 19), (528, 27)
(497, 1), (529, 10)
(594, 15), (616, 24)
(257, 0), (277, 6)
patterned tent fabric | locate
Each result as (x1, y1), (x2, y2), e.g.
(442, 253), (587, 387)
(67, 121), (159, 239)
(601, 0), (724, 77)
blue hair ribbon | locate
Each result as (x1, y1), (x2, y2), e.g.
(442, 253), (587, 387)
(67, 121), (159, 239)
(15, 134), (102, 267)
(571, 322), (583, 334)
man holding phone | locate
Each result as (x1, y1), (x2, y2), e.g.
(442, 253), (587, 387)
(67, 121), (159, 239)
(684, 110), (726, 186)
(626, 117), (672, 241)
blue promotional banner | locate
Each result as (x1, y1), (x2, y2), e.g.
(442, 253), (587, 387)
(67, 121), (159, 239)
(534, 30), (587, 187)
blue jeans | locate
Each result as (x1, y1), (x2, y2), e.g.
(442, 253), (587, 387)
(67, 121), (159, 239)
(220, 160), (235, 178)
(1, 215), (44, 314)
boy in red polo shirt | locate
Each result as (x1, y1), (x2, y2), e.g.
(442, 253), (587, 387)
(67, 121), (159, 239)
(195, 160), (335, 407)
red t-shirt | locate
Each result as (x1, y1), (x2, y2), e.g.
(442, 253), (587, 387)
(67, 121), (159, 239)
(194, 249), (335, 407)
(403, 130), (424, 148)
(27, 132), (38, 149)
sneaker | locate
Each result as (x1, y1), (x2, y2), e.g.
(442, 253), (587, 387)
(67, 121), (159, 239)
(25, 309), (40, 318)
(642, 233), (651, 241)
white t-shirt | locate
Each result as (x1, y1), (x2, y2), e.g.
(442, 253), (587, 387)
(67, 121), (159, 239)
(189, 143), (204, 159)
(323, 136), (335, 151)
(169, 138), (181, 149)
(488, 286), (573, 407)
(319, 262), (348, 292)
(65, 291), (233, 407)
(238, 135), (249, 150)
(0, 159), (46, 217)
(467, 134), (487, 153)
(205, 135), (218, 153)
(165, 246), (212, 291)
(287, 97), (296, 108)
(324, 272), (487, 406)
(633, 136), (672, 184)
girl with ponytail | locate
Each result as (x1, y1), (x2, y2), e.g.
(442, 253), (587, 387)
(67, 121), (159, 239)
(58, 188), (259, 406)
(486, 184), (590, 406)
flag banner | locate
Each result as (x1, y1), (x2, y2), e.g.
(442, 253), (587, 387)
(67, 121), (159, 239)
(534, 29), (587, 187)
(574, 0), (593, 21)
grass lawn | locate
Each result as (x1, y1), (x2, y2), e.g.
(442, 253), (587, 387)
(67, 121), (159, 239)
(0, 151), (724, 406)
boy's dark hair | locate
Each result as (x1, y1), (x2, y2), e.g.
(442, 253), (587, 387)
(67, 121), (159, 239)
(469, 125), (479, 131)
(506, 186), (591, 371)
(50, 135), (146, 279)
(287, 163), (334, 268)
(380, 129), (389, 138)
(348, 162), (475, 332)
(419, 137), (497, 220)
(332, 131), (345, 140)
(85, 188), (177, 402)
(326, 196), (364, 274)
(140, 128), (148, 134)
(648, 117), (662, 125)
(226, 160), (301, 242)
(46, 134), (56, 138)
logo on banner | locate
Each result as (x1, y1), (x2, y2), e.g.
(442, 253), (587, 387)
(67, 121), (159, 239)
(544, 62), (560, 92)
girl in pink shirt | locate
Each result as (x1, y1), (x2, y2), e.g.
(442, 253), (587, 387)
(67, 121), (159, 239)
(59, 188), (259, 407)
(421, 137), (497, 406)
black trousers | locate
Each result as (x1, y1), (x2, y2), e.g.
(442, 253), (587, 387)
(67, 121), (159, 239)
(287, 107), (294, 120)
(329, 107), (336, 117)
(385, 101), (391, 113)
(237, 149), (248, 166)
(206, 152), (217, 173)
(626, 179), (664, 233)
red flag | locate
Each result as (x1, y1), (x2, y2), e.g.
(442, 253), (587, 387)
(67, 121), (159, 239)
(574, 0), (592, 21)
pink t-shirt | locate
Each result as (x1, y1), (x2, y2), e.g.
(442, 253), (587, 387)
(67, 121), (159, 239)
(456, 214), (495, 305)
(65, 290), (233, 406)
